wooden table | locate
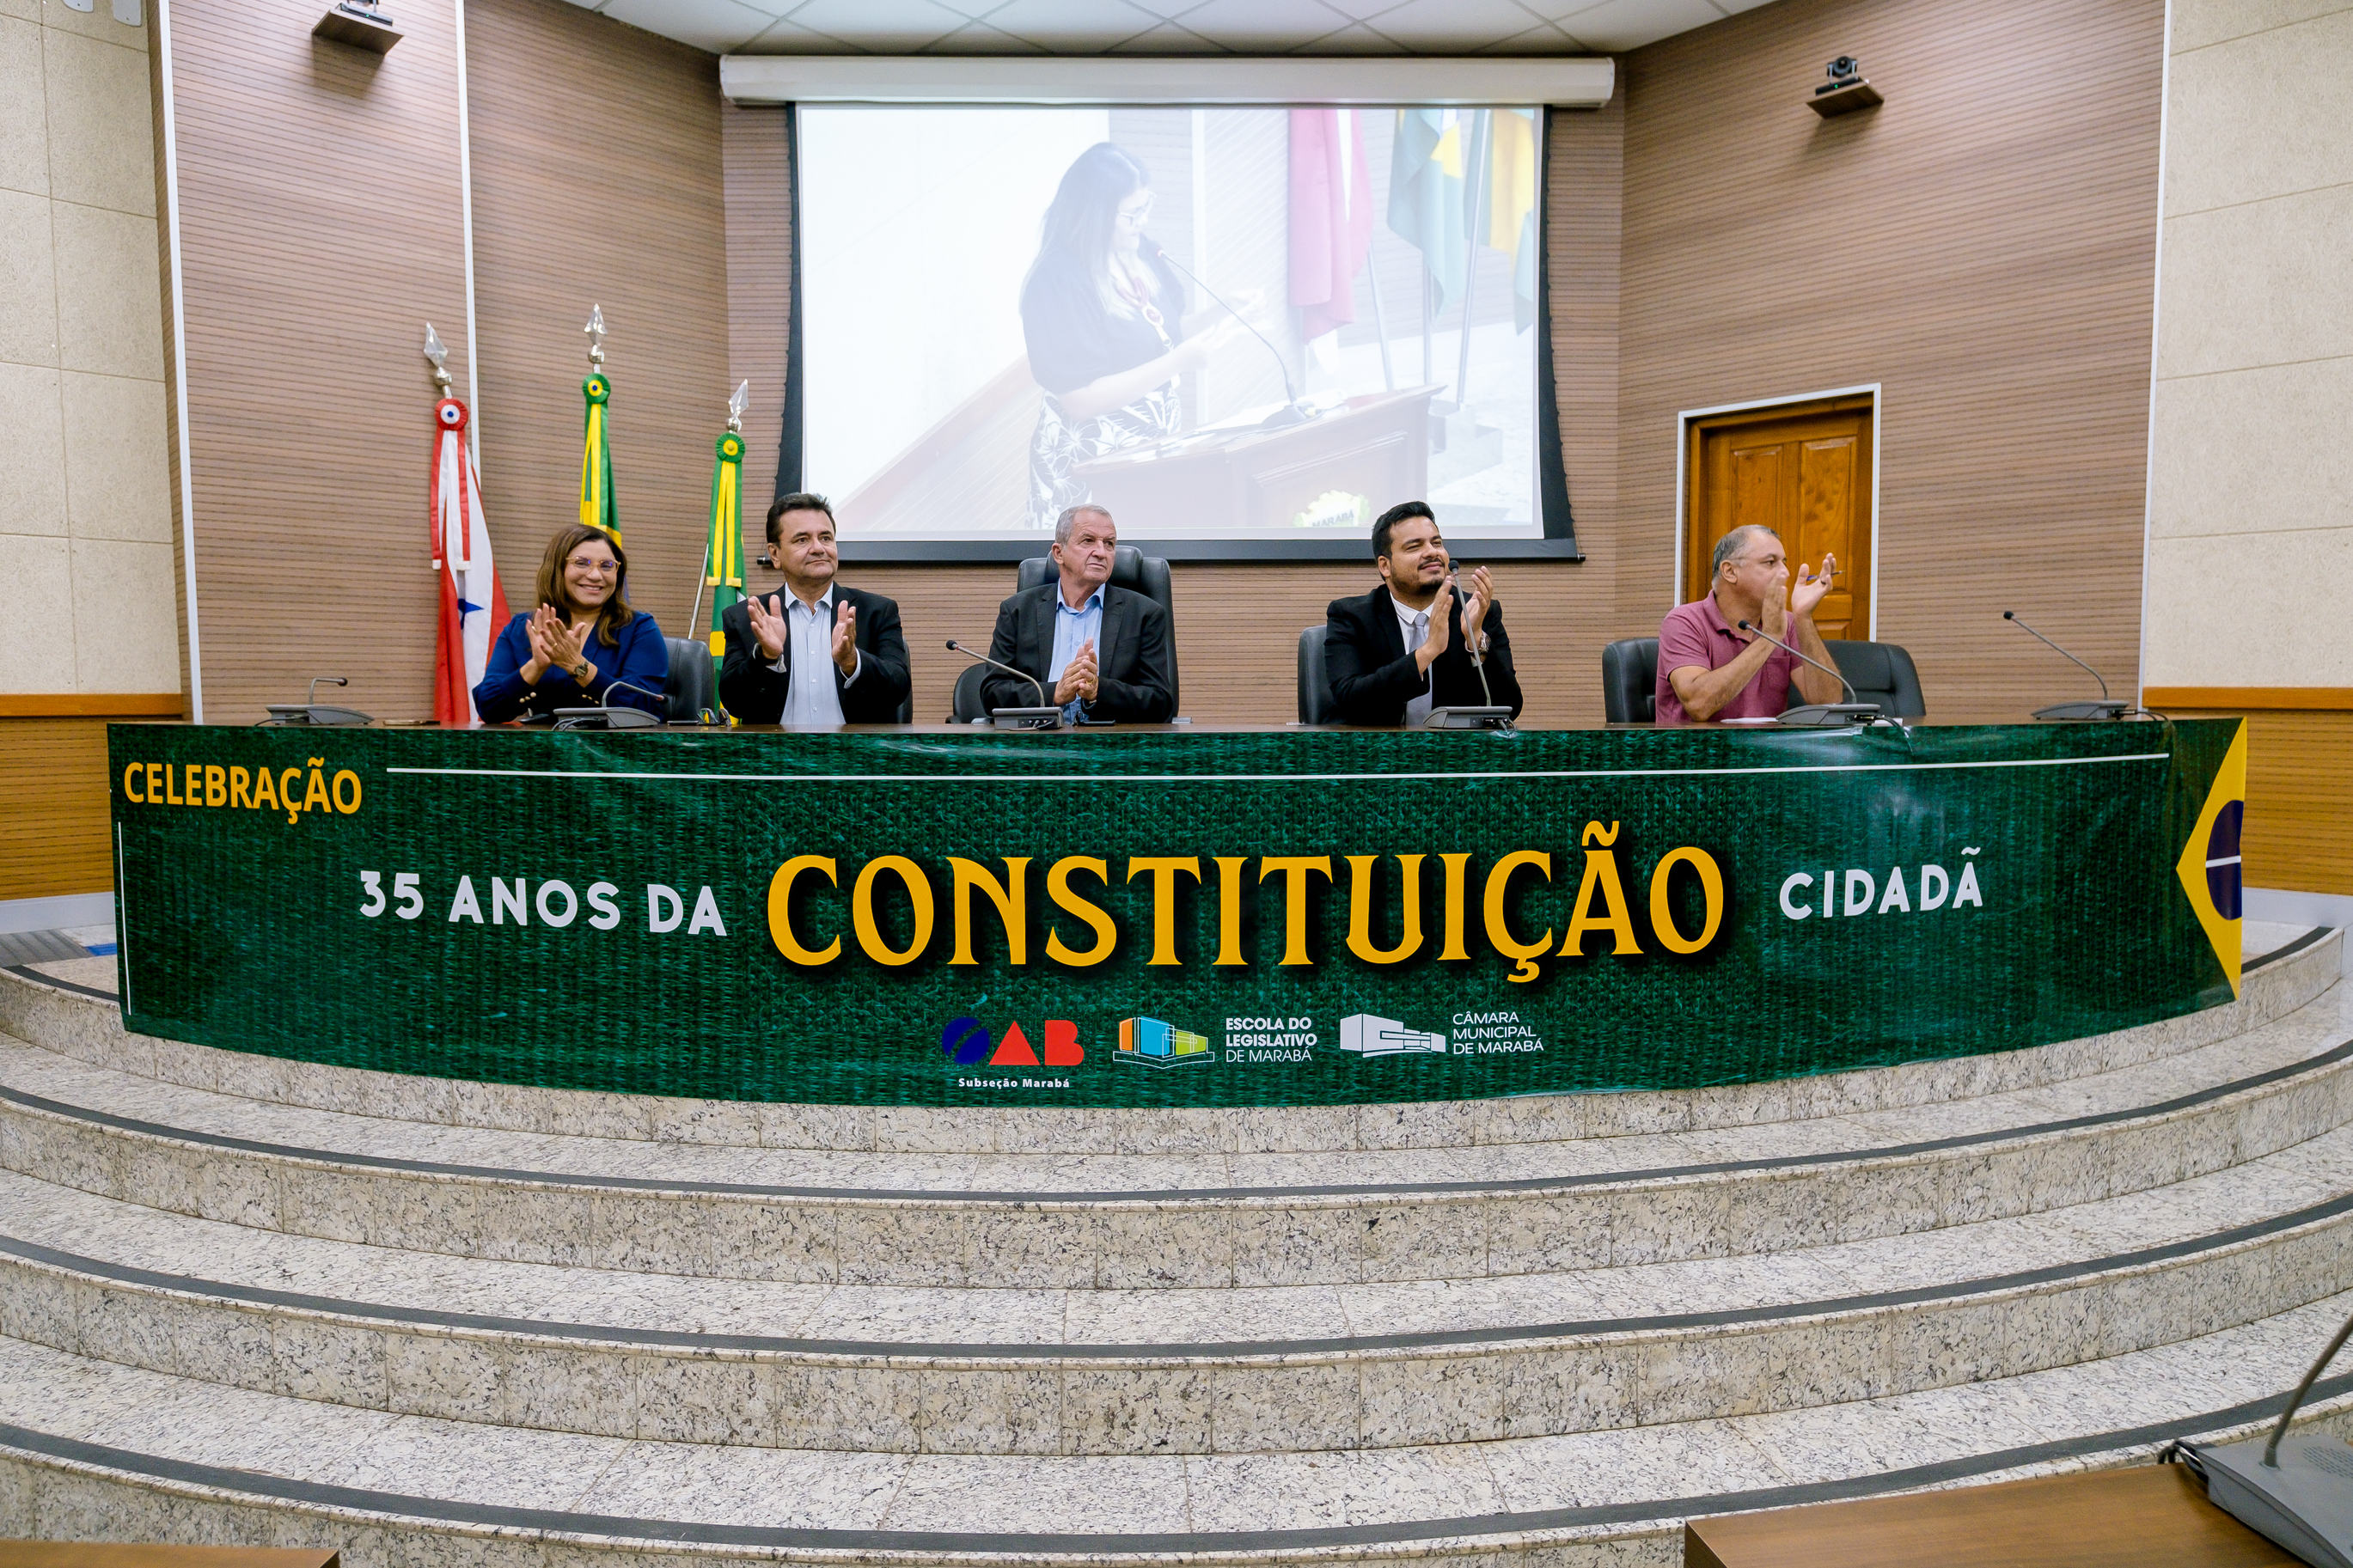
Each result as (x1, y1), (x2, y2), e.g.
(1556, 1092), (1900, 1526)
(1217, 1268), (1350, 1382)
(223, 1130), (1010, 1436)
(0, 1549), (335, 1568)
(1684, 1465), (2298, 1568)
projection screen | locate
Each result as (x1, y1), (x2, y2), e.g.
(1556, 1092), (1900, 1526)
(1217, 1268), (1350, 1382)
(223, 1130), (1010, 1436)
(787, 105), (1572, 553)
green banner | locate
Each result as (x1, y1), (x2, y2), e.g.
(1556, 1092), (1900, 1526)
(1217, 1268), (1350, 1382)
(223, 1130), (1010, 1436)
(106, 720), (2246, 1108)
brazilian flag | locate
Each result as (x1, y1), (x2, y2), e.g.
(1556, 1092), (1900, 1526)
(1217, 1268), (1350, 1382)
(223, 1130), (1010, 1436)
(1388, 108), (1468, 308)
(578, 371), (620, 546)
(704, 428), (746, 665)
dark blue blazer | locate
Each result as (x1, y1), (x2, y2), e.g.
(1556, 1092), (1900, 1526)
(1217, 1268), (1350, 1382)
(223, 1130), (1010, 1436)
(474, 610), (669, 723)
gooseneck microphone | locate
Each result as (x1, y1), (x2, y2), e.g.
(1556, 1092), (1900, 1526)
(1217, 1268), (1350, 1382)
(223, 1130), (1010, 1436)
(260, 674), (372, 727)
(2003, 611), (2131, 721)
(946, 639), (1061, 731)
(1151, 246), (1311, 430)
(1737, 620), (1882, 728)
(555, 676), (664, 729)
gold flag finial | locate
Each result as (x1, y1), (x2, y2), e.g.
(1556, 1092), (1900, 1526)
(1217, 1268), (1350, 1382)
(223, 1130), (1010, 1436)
(584, 304), (607, 370)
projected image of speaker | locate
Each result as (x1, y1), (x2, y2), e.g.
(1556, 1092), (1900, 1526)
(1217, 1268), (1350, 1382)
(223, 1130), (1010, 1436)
(791, 106), (1555, 549)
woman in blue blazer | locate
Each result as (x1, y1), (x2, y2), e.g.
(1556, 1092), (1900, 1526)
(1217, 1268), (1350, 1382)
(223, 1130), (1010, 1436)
(473, 524), (668, 723)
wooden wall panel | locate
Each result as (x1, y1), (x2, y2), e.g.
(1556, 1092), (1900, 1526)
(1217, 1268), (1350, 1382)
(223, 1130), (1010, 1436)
(463, 0), (729, 649)
(164, 0), (472, 724)
(2159, 708), (2353, 896)
(722, 101), (790, 528)
(1617, 0), (2165, 722)
(0, 719), (125, 898)
(718, 101), (1629, 729)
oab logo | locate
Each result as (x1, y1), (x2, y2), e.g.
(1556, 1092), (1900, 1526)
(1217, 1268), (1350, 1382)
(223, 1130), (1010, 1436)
(939, 1017), (1085, 1068)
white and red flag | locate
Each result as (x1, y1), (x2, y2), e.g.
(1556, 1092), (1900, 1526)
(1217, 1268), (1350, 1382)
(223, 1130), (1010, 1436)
(429, 396), (510, 725)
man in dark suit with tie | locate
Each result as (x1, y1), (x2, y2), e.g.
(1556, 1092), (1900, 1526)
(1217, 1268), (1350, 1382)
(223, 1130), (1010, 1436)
(981, 503), (1176, 723)
(1323, 501), (1522, 727)
(718, 492), (912, 725)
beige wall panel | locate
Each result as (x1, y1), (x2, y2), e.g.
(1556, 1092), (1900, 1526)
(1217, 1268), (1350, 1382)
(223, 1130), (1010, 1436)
(0, 359), (66, 534)
(2172, 0), (2353, 53)
(68, 534), (175, 689)
(2166, 9), (2353, 217)
(1615, 0), (2164, 721)
(60, 369), (170, 542)
(2145, 531), (2353, 689)
(42, 26), (154, 217)
(2148, 357), (2353, 542)
(0, 533), (76, 690)
(463, 0), (729, 644)
(164, 0), (470, 721)
(0, 16), (44, 195)
(35, 0), (143, 52)
(50, 199), (159, 377)
(2155, 185), (2353, 381)
(0, 186), (57, 364)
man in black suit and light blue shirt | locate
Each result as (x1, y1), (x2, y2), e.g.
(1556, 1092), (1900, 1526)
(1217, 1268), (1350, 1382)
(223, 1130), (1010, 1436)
(981, 504), (1175, 723)
(718, 492), (911, 725)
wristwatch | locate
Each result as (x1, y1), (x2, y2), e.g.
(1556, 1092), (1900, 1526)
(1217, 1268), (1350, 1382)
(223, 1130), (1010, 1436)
(571, 660), (591, 683)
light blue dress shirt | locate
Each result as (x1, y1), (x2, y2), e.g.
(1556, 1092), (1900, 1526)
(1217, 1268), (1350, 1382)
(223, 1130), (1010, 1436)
(1048, 585), (1105, 722)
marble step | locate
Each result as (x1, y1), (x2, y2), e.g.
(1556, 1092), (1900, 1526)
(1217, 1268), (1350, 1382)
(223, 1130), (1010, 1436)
(5, 1290), (2353, 1565)
(0, 930), (2335, 1157)
(4, 1121), (2352, 1455)
(0, 969), (2345, 1291)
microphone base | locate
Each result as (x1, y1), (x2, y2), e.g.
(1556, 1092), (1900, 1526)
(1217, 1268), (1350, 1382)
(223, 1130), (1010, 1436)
(260, 705), (374, 727)
(1776, 703), (1883, 728)
(1256, 401), (1314, 430)
(551, 706), (663, 730)
(1423, 706), (1514, 731)
(2032, 699), (2134, 721)
(2187, 1434), (2353, 1568)
(988, 707), (1064, 732)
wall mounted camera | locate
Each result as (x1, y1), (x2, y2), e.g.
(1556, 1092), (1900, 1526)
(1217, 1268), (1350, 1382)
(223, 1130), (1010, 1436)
(1810, 55), (1882, 117)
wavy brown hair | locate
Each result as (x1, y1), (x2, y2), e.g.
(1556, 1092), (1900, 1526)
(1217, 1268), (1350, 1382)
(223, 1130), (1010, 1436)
(535, 524), (637, 649)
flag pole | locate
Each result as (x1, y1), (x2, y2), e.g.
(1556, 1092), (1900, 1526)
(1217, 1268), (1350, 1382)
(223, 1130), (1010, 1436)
(1452, 110), (1490, 412)
(689, 382), (747, 637)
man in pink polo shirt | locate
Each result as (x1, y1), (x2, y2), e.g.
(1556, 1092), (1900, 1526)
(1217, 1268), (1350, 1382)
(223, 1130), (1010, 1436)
(1654, 524), (1843, 723)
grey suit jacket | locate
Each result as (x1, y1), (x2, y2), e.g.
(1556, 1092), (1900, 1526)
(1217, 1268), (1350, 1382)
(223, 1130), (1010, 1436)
(979, 583), (1176, 723)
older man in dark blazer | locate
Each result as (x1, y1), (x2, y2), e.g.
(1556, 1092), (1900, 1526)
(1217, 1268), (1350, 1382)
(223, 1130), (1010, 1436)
(1324, 501), (1521, 727)
(719, 492), (911, 725)
(981, 504), (1176, 723)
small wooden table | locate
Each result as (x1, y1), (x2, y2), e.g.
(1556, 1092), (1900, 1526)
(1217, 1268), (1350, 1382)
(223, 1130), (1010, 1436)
(0, 1548), (337, 1568)
(1685, 1465), (2299, 1568)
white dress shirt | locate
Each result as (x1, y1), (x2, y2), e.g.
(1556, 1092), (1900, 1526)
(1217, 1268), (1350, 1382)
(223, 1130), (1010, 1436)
(1395, 596), (1433, 728)
(768, 588), (862, 726)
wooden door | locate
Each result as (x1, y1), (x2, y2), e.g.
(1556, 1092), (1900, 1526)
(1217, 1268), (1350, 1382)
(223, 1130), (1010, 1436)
(1685, 395), (1873, 640)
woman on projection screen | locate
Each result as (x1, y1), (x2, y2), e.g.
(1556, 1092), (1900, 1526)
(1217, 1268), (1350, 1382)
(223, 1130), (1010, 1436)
(1019, 142), (1250, 530)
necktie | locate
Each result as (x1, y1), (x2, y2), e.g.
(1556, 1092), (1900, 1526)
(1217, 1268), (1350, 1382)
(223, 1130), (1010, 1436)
(1405, 612), (1433, 728)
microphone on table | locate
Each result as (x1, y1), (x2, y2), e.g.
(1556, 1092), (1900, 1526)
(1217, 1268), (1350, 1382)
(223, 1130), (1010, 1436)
(945, 639), (1061, 731)
(1152, 245), (1312, 430)
(260, 674), (373, 728)
(1736, 621), (1884, 729)
(2003, 611), (2132, 721)
(1425, 564), (1513, 732)
(554, 677), (665, 730)
(2176, 1299), (2353, 1566)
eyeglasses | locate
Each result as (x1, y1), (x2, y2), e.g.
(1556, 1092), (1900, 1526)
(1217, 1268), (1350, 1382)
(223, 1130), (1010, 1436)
(1116, 196), (1154, 228)
(566, 557), (618, 578)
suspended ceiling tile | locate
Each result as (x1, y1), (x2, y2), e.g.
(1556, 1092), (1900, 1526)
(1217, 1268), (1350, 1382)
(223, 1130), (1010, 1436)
(1106, 21), (1226, 51)
(1476, 21), (1586, 53)
(1541, 0), (1725, 52)
(1291, 21), (1414, 52)
(1363, 0), (1562, 51)
(776, 0), (969, 49)
(1159, 0), (1354, 50)
(984, 0), (1170, 50)
(923, 20), (1056, 52)
(601, 0), (776, 50)
(736, 14), (861, 51)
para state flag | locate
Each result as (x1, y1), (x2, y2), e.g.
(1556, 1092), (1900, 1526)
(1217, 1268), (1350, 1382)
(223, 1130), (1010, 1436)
(429, 397), (510, 726)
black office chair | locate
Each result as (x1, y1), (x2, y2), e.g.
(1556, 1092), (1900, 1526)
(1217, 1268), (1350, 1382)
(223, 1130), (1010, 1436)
(1297, 625), (1337, 725)
(896, 690), (914, 724)
(1018, 546), (1179, 713)
(663, 637), (713, 723)
(1826, 640), (1927, 719)
(949, 663), (990, 724)
(1602, 638), (1659, 723)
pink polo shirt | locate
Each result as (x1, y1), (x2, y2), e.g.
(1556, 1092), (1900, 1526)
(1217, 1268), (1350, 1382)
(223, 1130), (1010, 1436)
(1653, 594), (1797, 724)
